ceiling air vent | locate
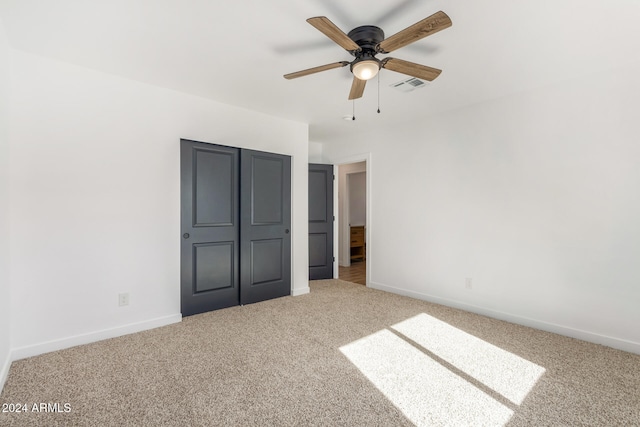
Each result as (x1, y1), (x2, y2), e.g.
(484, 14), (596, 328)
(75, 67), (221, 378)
(390, 77), (428, 93)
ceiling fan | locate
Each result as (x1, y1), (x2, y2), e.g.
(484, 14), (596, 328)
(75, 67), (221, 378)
(284, 11), (452, 100)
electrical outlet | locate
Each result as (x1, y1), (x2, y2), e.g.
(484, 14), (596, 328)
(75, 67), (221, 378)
(118, 293), (130, 306)
(465, 278), (473, 290)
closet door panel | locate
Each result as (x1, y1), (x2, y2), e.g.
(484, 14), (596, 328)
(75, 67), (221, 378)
(240, 149), (291, 305)
(180, 140), (240, 316)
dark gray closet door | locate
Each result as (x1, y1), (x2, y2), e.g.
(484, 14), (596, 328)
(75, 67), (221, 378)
(180, 139), (240, 316)
(308, 163), (334, 280)
(240, 149), (292, 304)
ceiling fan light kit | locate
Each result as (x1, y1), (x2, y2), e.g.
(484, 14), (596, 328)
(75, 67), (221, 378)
(284, 10), (452, 102)
(351, 57), (380, 81)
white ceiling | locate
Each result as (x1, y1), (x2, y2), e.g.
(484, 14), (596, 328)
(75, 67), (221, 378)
(1, 0), (639, 141)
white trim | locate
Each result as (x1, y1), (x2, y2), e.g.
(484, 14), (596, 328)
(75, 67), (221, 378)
(292, 286), (310, 297)
(333, 165), (339, 277)
(369, 280), (640, 355)
(0, 351), (10, 394)
(11, 314), (182, 361)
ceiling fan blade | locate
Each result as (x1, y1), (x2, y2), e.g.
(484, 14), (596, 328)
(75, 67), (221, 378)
(273, 39), (334, 54)
(307, 16), (360, 52)
(375, 0), (421, 27)
(382, 58), (442, 81)
(378, 11), (452, 53)
(284, 61), (349, 80)
(348, 77), (366, 100)
(313, 0), (354, 27)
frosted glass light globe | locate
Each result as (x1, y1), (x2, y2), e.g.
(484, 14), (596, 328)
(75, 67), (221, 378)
(352, 60), (380, 80)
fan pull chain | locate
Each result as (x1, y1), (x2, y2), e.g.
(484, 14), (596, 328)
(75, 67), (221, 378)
(352, 100), (356, 121)
(377, 72), (381, 114)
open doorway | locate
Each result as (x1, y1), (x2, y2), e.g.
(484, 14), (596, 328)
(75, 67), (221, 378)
(337, 161), (367, 285)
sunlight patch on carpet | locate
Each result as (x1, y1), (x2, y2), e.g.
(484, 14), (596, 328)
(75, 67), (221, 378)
(392, 313), (546, 405)
(340, 329), (514, 427)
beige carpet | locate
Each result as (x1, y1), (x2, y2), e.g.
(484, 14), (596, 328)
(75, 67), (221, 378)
(1, 279), (639, 426)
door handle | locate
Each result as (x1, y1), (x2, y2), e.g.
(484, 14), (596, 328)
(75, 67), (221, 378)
(285, 229), (290, 234)
(183, 233), (190, 239)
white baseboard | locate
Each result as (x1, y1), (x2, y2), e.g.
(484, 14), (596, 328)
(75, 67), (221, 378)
(368, 281), (640, 355)
(0, 350), (11, 394)
(11, 314), (182, 361)
(292, 286), (310, 297)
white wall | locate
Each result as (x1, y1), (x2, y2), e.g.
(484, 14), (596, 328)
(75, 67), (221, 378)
(349, 172), (366, 226)
(308, 141), (324, 164)
(9, 51), (309, 359)
(0, 17), (12, 391)
(323, 63), (640, 354)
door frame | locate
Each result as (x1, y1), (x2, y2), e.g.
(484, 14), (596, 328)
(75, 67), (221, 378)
(333, 153), (372, 286)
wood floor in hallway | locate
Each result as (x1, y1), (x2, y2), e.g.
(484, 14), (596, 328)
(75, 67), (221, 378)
(339, 260), (366, 285)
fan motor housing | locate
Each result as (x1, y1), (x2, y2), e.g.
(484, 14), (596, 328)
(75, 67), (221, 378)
(347, 25), (385, 54)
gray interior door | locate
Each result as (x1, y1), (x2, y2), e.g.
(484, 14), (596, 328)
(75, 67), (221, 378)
(240, 149), (292, 304)
(180, 140), (240, 316)
(181, 141), (292, 316)
(308, 163), (334, 280)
